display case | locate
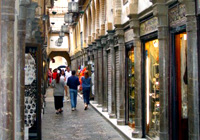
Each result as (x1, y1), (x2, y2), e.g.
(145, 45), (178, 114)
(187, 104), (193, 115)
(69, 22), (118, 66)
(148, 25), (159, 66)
(127, 46), (135, 128)
(145, 39), (160, 138)
(24, 43), (42, 140)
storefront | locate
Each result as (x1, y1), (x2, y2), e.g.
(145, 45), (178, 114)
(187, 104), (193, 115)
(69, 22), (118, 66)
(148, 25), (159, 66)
(140, 16), (159, 139)
(24, 43), (42, 140)
(124, 29), (135, 128)
(169, 3), (188, 139)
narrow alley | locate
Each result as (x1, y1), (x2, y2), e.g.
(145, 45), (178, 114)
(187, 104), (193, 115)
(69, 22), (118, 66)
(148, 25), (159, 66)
(42, 88), (125, 140)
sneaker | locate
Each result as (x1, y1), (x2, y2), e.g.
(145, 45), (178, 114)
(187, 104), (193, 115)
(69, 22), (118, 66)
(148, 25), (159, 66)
(72, 108), (75, 111)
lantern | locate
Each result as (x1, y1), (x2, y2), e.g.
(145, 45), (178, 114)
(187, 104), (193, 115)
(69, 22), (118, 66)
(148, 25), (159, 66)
(55, 40), (62, 47)
(59, 31), (65, 37)
(64, 13), (73, 23)
(61, 25), (69, 33)
(68, 2), (79, 13)
(58, 37), (63, 43)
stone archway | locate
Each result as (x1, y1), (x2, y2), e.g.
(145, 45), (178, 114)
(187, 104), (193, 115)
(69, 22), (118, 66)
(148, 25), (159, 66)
(48, 51), (71, 66)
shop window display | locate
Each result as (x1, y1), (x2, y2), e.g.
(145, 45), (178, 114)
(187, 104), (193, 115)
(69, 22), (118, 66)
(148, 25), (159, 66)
(128, 47), (135, 128)
(145, 39), (160, 138)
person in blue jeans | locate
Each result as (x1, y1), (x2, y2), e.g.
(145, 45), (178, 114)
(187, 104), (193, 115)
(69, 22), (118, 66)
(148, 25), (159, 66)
(67, 70), (80, 111)
(81, 70), (91, 110)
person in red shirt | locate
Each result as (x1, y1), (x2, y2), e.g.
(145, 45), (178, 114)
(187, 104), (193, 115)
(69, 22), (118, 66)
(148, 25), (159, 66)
(48, 68), (52, 85)
(52, 69), (58, 80)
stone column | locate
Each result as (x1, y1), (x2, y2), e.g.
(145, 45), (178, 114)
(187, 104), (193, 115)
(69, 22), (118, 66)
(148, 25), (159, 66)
(101, 36), (108, 112)
(0, 0), (15, 139)
(93, 42), (98, 104)
(108, 30), (116, 118)
(153, 2), (169, 139)
(115, 26), (126, 125)
(15, 1), (30, 139)
(129, 16), (143, 138)
(25, 2), (38, 43)
(184, 0), (199, 139)
(96, 39), (103, 107)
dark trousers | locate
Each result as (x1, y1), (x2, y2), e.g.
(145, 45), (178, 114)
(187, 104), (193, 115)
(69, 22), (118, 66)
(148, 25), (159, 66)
(54, 96), (64, 110)
(83, 87), (90, 105)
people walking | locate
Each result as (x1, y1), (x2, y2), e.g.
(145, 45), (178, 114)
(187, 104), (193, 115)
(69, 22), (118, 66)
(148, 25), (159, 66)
(51, 73), (66, 114)
(65, 66), (72, 100)
(60, 70), (67, 102)
(48, 68), (52, 86)
(81, 70), (91, 110)
(52, 69), (57, 80)
(67, 70), (80, 111)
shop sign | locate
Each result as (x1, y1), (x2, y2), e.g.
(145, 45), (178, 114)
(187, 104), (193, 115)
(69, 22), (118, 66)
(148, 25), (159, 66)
(140, 17), (158, 36)
(169, 4), (186, 27)
(124, 29), (134, 43)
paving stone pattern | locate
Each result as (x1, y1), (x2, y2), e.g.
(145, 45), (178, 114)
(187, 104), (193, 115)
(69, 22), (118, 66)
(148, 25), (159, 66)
(42, 88), (125, 140)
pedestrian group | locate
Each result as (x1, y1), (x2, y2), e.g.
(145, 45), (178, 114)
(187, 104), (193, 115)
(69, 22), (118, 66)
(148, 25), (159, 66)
(49, 66), (91, 114)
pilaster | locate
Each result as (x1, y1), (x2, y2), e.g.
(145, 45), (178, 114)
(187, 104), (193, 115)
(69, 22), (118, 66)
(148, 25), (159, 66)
(16, 1), (31, 139)
(114, 26), (126, 125)
(129, 16), (143, 138)
(96, 39), (103, 107)
(107, 30), (116, 119)
(101, 35), (108, 112)
(92, 42), (98, 104)
(183, 0), (199, 139)
(0, 0), (15, 139)
(153, 1), (169, 139)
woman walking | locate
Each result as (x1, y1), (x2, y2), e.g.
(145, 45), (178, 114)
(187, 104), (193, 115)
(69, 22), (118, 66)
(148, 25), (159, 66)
(51, 73), (66, 114)
(81, 70), (91, 110)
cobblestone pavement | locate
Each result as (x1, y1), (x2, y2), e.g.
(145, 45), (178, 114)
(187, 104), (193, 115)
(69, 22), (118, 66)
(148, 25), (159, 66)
(42, 88), (125, 140)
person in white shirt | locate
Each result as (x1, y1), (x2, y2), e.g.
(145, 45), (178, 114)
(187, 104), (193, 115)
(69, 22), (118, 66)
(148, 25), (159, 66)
(65, 66), (72, 100)
(60, 70), (67, 102)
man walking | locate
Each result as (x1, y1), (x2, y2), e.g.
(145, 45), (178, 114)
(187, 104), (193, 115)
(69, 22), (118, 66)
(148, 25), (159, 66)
(65, 66), (72, 100)
(67, 70), (80, 111)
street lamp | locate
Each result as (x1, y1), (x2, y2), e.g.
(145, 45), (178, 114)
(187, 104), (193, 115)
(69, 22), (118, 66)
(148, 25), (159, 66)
(61, 24), (69, 33)
(64, 13), (73, 23)
(58, 37), (63, 43)
(68, 1), (79, 13)
(59, 31), (65, 37)
(55, 40), (62, 47)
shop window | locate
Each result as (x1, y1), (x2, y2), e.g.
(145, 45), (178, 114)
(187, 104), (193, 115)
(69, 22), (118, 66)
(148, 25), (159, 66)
(145, 39), (159, 138)
(127, 47), (135, 128)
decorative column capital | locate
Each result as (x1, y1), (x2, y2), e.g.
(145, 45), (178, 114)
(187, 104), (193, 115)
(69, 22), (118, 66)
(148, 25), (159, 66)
(101, 35), (107, 45)
(92, 42), (97, 51)
(129, 16), (139, 29)
(95, 39), (102, 49)
(20, 0), (31, 6)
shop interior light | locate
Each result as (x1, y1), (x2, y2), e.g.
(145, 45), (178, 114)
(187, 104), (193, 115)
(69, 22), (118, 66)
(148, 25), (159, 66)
(184, 34), (187, 40)
(153, 40), (158, 48)
(146, 57), (150, 125)
(156, 81), (159, 85)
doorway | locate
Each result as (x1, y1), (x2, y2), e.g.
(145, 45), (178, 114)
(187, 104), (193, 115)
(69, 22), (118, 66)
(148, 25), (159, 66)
(174, 32), (188, 140)
(125, 45), (135, 128)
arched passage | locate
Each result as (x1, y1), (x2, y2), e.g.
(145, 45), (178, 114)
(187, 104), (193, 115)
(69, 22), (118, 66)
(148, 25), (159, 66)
(48, 51), (71, 66)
